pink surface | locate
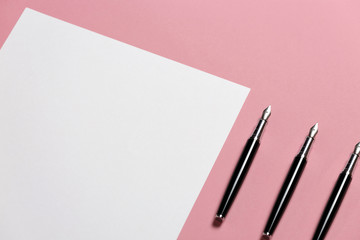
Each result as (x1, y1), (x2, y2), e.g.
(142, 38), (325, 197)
(1, 1), (360, 239)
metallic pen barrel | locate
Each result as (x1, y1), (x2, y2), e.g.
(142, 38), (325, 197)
(262, 123), (318, 239)
(312, 142), (360, 240)
(216, 106), (271, 222)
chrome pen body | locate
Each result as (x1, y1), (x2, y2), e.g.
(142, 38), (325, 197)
(312, 143), (360, 240)
(216, 106), (271, 222)
(263, 123), (318, 239)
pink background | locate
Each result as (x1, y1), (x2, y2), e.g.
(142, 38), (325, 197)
(1, 1), (360, 239)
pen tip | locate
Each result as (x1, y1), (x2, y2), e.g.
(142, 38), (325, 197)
(354, 142), (360, 155)
(309, 123), (319, 138)
(262, 105), (271, 120)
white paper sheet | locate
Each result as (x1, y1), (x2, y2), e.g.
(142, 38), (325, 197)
(0, 8), (249, 239)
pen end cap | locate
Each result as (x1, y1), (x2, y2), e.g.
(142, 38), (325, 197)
(215, 214), (224, 222)
(261, 232), (271, 240)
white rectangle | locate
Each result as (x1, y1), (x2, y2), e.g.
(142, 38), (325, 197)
(0, 8), (249, 239)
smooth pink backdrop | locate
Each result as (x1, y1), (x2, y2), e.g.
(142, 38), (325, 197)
(1, 1), (360, 239)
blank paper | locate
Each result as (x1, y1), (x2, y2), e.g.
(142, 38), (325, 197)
(0, 8), (249, 239)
